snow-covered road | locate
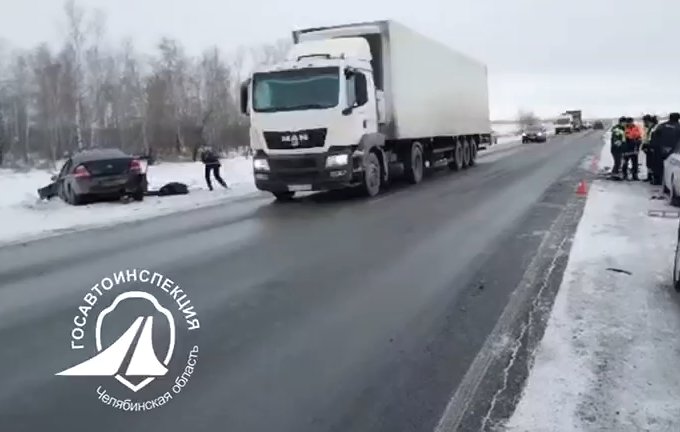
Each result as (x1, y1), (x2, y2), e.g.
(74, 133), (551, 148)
(504, 138), (680, 431)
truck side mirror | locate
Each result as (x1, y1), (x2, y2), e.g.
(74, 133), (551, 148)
(355, 73), (368, 106)
(239, 79), (250, 116)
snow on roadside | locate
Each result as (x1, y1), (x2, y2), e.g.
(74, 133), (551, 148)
(0, 157), (259, 246)
(503, 140), (680, 431)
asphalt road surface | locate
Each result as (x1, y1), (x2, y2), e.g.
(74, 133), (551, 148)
(0, 132), (601, 432)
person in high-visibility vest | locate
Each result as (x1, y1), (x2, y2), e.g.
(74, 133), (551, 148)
(622, 118), (643, 180)
(610, 117), (627, 178)
(642, 114), (659, 182)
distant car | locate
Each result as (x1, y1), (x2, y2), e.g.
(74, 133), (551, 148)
(593, 121), (604, 130)
(522, 125), (547, 143)
(38, 148), (147, 205)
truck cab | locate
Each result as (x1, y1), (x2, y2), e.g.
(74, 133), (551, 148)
(241, 38), (381, 200)
(554, 116), (573, 134)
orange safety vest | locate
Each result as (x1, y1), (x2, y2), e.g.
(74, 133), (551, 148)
(625, 124), (642, 140)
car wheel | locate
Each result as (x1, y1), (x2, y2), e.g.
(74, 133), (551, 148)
(273, 191), (295, 201)
(132, 190), (144, 201)
(66, 186), (83, 206)
(670, 178), (680, 207)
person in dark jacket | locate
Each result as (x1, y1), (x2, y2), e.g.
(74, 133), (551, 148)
(200, 146), (228, 190)
(641, 114), (659, 182)
(610, 117), (627, 178)
(649, 112), (680, 185)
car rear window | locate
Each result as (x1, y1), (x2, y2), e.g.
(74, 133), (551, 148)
(80, 158), (131, 176)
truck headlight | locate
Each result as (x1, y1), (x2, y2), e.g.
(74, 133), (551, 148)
(325, 154), (349, 168)
(253, 158), (270, 172)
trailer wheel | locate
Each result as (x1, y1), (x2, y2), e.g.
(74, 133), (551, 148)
(469, 140), (478, 166)
(362, 152), (382, 197)
(462, 140), (471, 168)
(448, 140), (463, 171)
(405, 142), (424, 184)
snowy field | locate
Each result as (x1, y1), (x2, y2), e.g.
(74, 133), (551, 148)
(504, 137), (680, 431)
(0, 124), (528, 246)
(0, 157), (258, 246)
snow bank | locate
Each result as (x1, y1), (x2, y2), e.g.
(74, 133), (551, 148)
(504, 142), (680, 431)
(0, 157), (258, 246)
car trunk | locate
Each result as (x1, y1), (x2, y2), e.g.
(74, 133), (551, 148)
(81, 158), (131, 177)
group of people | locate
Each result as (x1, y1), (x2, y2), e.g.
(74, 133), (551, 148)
(610, 113), (680, 184)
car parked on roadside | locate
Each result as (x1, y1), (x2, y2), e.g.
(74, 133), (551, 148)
(672, 215), (680, 292)
(38, 148), (148, 205)
(522, 125), (547, 143)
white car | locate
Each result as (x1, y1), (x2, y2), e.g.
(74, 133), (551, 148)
(663, 151), (680, 205)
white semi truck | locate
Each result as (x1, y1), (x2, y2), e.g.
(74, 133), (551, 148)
(240, 20), (493, 200)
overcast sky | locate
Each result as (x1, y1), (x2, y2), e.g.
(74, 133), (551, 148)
(1, 0), (679, 119)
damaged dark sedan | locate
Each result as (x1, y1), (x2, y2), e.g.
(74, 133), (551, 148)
(38, 148), (148, 205)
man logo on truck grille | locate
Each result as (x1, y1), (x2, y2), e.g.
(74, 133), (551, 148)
(55, 269), (200, 412)
(282, 132), (308, 148)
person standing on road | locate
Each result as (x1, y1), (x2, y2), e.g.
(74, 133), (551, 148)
(199, 145), (229, 191)
(648, 113), (680, 185)
(621, 117), (642, 180)
(642, 114), (659, 182)
(610, 117), (627, 178)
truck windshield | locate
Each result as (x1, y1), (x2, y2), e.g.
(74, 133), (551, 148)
(252, 67), (340, 113)
(556, 118), (571, 125)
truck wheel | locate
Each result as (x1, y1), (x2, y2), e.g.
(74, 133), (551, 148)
(362, 152), (382, 197)
(462, 140), (471, 168)
(273, 191), (295, 201)
(405, 142), (424, 184)
(469, 140), (478, 166)
(448, 140), (463, 171)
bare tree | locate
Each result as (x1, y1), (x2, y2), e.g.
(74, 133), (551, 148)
(64, 0), (87, 149)
(0, 0), (294, 166)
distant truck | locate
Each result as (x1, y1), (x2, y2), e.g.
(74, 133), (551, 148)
(565, 110), (583, 131)
(239, 20), (493, 200)
(554, 115), (574, 134)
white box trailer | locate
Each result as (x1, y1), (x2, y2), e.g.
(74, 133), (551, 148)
(241, 20), (492, 200)
(293, 21), (492, 141)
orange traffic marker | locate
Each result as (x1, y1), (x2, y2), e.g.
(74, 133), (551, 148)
(576, 180), (588, 196)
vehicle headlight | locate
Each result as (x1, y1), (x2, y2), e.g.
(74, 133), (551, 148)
(325, 154), (349, 168)
(537, 131), (544, 135)
(253, 158), (270, 172)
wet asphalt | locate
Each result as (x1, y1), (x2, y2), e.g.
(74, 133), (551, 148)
(0, 132), (601, 432)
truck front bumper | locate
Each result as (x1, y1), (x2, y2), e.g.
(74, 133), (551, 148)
(253, 151), (363, 193)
